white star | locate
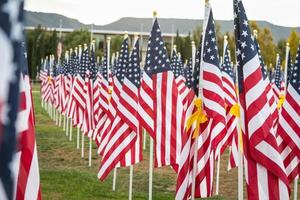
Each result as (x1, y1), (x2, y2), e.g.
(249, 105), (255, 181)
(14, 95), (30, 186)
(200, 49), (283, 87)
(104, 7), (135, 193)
(243, 20), (248, 26)
(241, 41), (247, 48)
(241, 30), (248, 37)
(210, 55), (215, 60)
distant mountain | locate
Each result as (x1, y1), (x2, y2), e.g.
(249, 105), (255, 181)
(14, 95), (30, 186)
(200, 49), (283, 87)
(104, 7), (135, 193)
(25, 10), (300, 42)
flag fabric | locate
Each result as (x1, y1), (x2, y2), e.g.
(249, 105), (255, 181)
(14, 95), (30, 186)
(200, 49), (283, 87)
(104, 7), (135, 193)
(184, 59), (193, 88)
(272, 56), (283, 103)
(14, 41), (42, 200)
(98, 39), (142, 180)
(0, 0), (24, 199)
(176, 32), (216, 198)
(94, 54), (110, 146)
(97, 38), (129, 155)
(200, 4), (227, 159)
(71, 48), (88, 130)
(220, 45), (239, 170)
(138, 17), (184, 169)
(233, 0), (290, 199)
(277, 44), (300, 182)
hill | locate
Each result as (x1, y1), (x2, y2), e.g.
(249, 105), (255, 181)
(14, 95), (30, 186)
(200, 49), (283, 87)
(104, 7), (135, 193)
(25, 10), (300, 42)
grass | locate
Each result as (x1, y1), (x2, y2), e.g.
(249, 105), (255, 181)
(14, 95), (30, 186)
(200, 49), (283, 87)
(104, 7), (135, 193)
(32, 84), (300, 200)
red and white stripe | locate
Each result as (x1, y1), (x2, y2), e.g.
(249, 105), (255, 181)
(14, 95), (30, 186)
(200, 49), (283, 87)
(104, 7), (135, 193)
(14, 74), (41, 200)
(82, 71), (94, 135)
(240, 53), (290, 199)
(277, 83), (300, 181)
(97, 76), (122, 156)
(201, 60), (227, 158)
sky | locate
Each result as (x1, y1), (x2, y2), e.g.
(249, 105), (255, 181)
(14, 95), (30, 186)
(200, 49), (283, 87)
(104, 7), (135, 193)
(24, 0), (300, 27)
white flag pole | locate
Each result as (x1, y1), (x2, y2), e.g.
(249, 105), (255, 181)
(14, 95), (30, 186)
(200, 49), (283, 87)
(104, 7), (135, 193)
(58, 111), (62, 127)
(112, 167), (117, 191)
(148, 11), (158, 200)
(148, 137), (154, 200)
(69, 119), (73, 141)
(66, 118), (69, 137)
(143, 129), (146, 150)
(77, 127), (80, 149)
(283, 42), (290, 95)
(55, 110), (59, 125)
(129, 165), (133, 200)
(88, 137), (92, 167)
(191, 41), (196, 72)
(81, 131), (84, 158)
(293, 178), (298, 200)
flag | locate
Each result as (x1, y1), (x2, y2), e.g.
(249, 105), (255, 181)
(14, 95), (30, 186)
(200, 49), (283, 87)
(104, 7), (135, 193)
(98, 39), (142, 180)
(176, 31), (215, 198)
(220, 45), (239, 170)
(277, 44), (300, 182)
(200, 4), (227, 159)
(272, 56), (283, 103)
(233, 0), (290, 199)
(97, 37), (129, 155)
(138, 17), (184, 168)
(0, 0), (24, 199)
(71, 48), (89, 130)
(14, 40), (42, 200)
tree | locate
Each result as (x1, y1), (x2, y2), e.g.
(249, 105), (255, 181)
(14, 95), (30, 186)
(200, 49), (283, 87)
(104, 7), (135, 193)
(63, 29), (90, 51)
(287, 30), (300, 60)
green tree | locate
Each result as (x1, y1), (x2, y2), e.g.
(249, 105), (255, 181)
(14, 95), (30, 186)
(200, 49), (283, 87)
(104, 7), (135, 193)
(63, 29), (90, 51)
(287, 30), (300, 60)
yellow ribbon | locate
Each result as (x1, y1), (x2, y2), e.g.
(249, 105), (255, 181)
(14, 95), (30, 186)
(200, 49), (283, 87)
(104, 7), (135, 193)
(230, 103), (240, 118)
(48, 76), (52, 83)
(185, 98), (208, 139)
(277, 94), (285, 109)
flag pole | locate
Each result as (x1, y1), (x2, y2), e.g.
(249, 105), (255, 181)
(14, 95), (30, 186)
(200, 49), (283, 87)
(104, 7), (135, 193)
(283, 43), (290, 95)
(129, 165), (134, 200)
(69, 118), (72, 141)
(148, 11), (157, 200)
(140, 23), (147, 151)
(88, 137), (92, 166)
(128, 34), (138, 200)
(216, 34), (228, 195)
(77, 127), (80, 149)
(191, 41), (196, 72)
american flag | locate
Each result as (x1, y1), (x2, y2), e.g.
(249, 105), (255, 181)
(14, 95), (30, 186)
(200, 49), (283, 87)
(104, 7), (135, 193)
(220, 44), (239, 170)
(176, 30), (216, 198)
(94, 53), (109, 146)
(138, 17), (184, 168)
(234, 0), (290, 199)
(277, 44), (300, 182)
(286, 52), (294, 86)
(184, 58), (193, 88)
(97, 37), (129, 155)
(71, 48), (88, 130)
(14, 41), (42, 200)
(90, 46), (101, 138)
(0, 0), (24, 199)
(272, 55), (283, 103)
(98, 39), (142, 180)
(82, 45), (96, 136)
(200, 3), (227, 162)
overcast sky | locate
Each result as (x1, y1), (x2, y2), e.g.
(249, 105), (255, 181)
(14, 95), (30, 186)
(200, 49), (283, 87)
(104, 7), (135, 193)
(24, 0), (300, 27)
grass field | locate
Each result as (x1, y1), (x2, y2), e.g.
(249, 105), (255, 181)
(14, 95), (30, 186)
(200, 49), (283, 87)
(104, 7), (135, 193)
(32, 87), (299, 200)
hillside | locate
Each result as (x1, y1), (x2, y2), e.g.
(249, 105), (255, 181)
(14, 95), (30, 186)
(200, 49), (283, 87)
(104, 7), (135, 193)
(25, 10), (300, 42)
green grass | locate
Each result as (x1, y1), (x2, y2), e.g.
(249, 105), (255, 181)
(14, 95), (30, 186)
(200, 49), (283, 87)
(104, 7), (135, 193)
(33, 86), (240, 200)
